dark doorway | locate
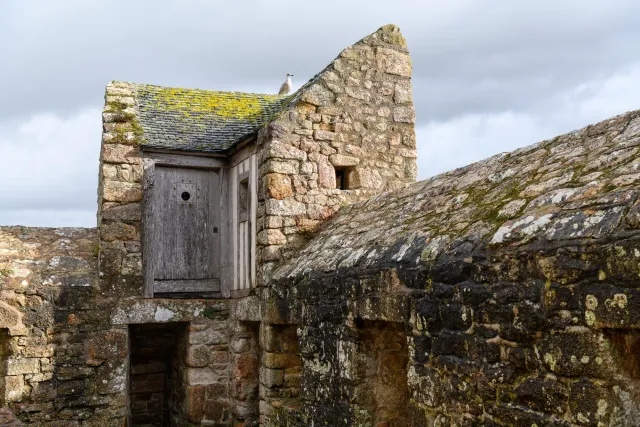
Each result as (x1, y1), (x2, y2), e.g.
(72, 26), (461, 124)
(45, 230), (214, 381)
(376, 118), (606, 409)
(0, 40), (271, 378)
(128, 322), (188, 426)
(353, 320), (409, 426)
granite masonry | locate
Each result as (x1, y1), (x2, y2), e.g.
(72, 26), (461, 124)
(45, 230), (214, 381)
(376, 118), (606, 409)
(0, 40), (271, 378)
(1, 24), (640, 426)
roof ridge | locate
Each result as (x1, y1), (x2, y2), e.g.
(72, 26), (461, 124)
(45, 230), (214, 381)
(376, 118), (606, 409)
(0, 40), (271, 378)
(133, 82), (285, 98)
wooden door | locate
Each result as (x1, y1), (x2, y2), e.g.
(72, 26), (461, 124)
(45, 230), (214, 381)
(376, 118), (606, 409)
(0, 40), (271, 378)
(151, 165), (220, 295)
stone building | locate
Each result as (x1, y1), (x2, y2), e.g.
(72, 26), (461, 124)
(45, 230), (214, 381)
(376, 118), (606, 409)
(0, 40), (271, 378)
(0, 24), (639, 426)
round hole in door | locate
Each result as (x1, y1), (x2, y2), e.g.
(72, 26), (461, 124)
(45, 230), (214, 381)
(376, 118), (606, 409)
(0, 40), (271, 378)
(181, 191), (191, 201)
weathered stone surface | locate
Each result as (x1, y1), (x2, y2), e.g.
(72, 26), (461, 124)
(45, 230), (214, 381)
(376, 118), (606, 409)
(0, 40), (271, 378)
(265, 141), (306, 161)
(6, 358), (40, 375)
(317, 161), (336, 190)
(257, 229), (287, 246)
(100, 221), (138, 242)
(265, 173), (293, 200)
(264, 199), (306, 216)
(313, 130), (336, 141)
(3, 24), (640, 427)
(101, 144), (140, 164)
(0, 301), (21, 328)
(393, 106), (416, 123)
(300, 84), (335, 106)
(102, 181), (142, 203)
(376, 47), (412, 77)
(101, 202), (141, 221)
(329, 154), (359, 167)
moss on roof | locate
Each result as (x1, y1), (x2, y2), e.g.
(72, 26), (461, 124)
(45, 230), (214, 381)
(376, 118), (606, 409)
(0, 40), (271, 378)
(134, 83), (291, 153)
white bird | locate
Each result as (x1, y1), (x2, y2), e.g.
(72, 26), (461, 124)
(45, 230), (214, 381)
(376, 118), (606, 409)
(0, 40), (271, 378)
(278, 73), (294, 95)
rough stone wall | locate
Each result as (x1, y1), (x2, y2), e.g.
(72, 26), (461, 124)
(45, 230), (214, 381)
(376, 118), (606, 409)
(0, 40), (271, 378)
(99, 80), (145, 299)
(255, 24), (417, 284)
(0, 82), (239, 426)
(265, 110), (640, 425)
(0, 226), (125, 426)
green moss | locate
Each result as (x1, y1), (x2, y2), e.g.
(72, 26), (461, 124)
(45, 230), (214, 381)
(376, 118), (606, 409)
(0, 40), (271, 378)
(201, 306), (224, 320)
(0, 268), (12, 283)
(141, 86), (284, 122)
(105, 100), (145, 145)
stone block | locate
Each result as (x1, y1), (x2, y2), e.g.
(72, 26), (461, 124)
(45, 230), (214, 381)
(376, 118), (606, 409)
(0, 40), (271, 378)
(345, 86), (371, 102)
(329, 154), (359, 167)
(100, 221), (139, 242)
(264, 199), (306, 216)
(257, 229), (287, 246)
(186, 368), (217, 386)
(186, 345), (210, 368)
(300, 83), (335, 107)
(265, 216), (283, 229)
(265, 142), (306, 161)
(102, 180), (142, 203)
(262, 159), (298, 175)
(394, 80), (413, 104)
(101, 144), (140, 164)
(313, 130), (336, 141)
(393, 106), (416, 123)
(2, 375), (27, 402)
(350, 168), (383, 189)
(511, 377), (568, 414)
(102, 203), (142, 221)
(185, 385), (205, 423)
(376, 47), (412, 77)
(6, 358), (40, 375)
(203, 399), (226, 423)
(234, 354), (259, 379)
(265, 173), (293, 200)
(260, 366), (284, 388)
(189, 328), (227, 346)
(537, 331), (616, 378)
(569, 380), (618, 426)
(262, 246), (282, 262)
(0, 301), (22, 328)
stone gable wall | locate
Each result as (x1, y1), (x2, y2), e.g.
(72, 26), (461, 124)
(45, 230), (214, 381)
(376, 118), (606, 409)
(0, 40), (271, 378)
(255, 25), (418, 285)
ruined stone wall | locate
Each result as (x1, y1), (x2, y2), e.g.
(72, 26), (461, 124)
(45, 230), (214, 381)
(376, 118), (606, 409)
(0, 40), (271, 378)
(0, 226), (236, 426)
(265, 110), (640, 426)
(0, 82), (242, 426)
(0, 226), (125, 426)
(255, 24), (417, 285)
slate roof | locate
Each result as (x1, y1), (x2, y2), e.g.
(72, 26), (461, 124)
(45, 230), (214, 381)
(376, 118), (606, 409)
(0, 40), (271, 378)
(134, 83), (292, 153)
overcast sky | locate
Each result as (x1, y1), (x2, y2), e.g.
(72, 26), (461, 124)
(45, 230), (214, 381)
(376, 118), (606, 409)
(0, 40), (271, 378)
(1, 0), (640, 227)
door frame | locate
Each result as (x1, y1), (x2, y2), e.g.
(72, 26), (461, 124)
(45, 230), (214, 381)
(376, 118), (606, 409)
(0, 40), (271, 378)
(141, 150), (227, 298)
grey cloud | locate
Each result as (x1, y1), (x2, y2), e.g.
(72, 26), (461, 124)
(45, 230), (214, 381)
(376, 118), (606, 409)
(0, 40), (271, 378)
(1, 0), (640, 226)
(2, 0), (640, 123)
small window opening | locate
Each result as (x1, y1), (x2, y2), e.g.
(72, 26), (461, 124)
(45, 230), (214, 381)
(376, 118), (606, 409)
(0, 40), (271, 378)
(238, 177), (249, 222)
(335, 168), (352, 190)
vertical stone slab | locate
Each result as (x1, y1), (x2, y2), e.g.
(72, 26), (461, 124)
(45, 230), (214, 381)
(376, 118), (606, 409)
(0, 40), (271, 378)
(98, 81), (145, 298)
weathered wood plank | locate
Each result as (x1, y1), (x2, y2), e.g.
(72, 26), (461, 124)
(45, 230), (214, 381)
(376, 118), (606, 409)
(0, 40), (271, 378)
(219, 168), (232, 298)
(231, 164), (238, 290)
(154, 279), (220, 293)
(250, 153), (257, 288)
(239, 223), (245, 289)
(142, 157), (156, 298)
(146, 152), (225, 168)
